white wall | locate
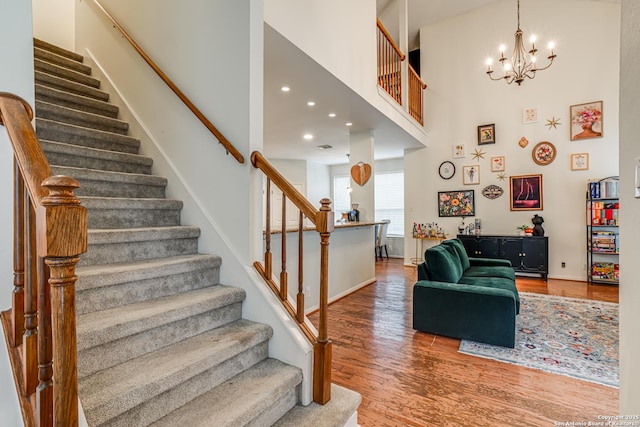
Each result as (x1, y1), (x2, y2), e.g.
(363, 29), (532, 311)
(0, 1), (35, 424)
(32, 0), (74, 50)
(306, 161), (330, 208)
(264, 0), (428, 145)
(405, 0), (620, 281)
(619, 0), (640, 414)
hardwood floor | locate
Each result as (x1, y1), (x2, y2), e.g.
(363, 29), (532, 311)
(308, 258), (619, 426)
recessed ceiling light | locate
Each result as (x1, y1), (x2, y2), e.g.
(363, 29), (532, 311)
(328, 113), (336, 118)
(303, 134), (313, 140)
(317, 144), (333, 150)
(281, 86), (290, 92)
(307, 101), (316, 106)
(345, 122), (353, 126)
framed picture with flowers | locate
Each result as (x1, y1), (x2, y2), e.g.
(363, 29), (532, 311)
(438, 190), (475, 217)
(570, 101), (603, 141)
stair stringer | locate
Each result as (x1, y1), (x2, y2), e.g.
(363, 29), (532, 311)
(83, 51), (316, 406)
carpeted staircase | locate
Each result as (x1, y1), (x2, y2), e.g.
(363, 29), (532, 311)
(31, 38), (359, 426)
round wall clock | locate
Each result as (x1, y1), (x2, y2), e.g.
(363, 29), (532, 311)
(438, 161), (455, 179)
(532, 141), (556, 165)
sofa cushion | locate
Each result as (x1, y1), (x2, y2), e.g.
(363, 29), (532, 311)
(441, 239), (471, 271)
(457, 276), (520, 314)
(425, 245), (463, 283)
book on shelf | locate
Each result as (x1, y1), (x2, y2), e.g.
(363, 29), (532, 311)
(591, 262), (619, 281)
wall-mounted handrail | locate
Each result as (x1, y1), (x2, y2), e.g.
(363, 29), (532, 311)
(250, 151), (334, 405)
(92, 0), (245, 164)
(1, 92), (87, 426)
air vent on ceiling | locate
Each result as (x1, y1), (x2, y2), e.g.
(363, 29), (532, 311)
(317, 144), (333, 150)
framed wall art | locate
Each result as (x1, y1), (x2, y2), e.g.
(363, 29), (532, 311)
(453, 144), (466, 158)
(523, 107), (538, 124)
(570, 100), (603, 141)
(462, 165), (480, 185)
(571, 153), (589, 170)
(532, 141), (556, 166)
(510, 174), (543, 211)
(438, 190), (475, 217)
(491, 156), (505, 172)
(478, 124), (495, 145)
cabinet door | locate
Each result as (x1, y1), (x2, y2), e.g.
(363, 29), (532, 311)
(499, 238), (523, 268)
(457, 236), (478, 257)
(521, 238), (547, 272)
(477, 237), (500, 258)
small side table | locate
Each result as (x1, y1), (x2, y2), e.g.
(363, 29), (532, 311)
(411, 235), (447, 266)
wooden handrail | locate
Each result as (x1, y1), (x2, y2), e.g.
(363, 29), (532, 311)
(376, 19), (406, 61)
(251, 150), (334, 405)
(251, 152), (318, 223)
(92, 0), (245, 164)
(409, 65), (427, 90)
(1, 92), (87, 426)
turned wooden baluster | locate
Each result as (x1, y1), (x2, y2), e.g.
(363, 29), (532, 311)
(11, 160), (25, 347)
(38, 176), (87, 427)
(265, 179), (272, 279)
(280, 194), (288, 301)
(296, 211), (304, 323)
(313, 198), (334, 404)
(36, 256), (53, 427)
(23, 193), (38, 395)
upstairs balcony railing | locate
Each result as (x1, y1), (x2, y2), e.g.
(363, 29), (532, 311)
(251, 151), (334, 405)
(376, 18), (427, 125)
(1, 92), (87, 427)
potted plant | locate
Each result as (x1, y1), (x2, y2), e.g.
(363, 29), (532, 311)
(516, 225), (528, 236)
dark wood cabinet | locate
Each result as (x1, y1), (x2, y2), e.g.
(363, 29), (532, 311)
(457, 235), (549, 280)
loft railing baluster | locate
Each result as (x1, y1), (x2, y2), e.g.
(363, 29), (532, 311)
(11, 160), (25, 347)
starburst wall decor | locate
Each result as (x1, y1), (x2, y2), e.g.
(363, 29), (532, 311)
(546, 116), (561, 130)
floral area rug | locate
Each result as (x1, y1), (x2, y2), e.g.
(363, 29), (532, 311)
(458, 292), (619, 387)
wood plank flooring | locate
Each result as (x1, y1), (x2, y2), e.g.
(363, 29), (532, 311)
(309, 258), (619, 426)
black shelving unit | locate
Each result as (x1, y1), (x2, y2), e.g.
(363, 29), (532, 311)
(586, 176), (619, 285)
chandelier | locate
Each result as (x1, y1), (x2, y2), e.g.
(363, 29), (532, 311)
(485, 0), (556, 85)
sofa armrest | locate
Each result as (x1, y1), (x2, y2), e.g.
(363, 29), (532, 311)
(469, 257), (512, 267)
(412, 280), (516, 348)
(417, 262), (429, 281)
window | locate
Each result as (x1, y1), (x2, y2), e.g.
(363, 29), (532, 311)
(375, 171), (404, 236)
(332, 171), (404, 236)
(333, 175), (351, 214)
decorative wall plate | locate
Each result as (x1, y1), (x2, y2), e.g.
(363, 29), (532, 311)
(482, 184), (504, 199)
(532, 141), (556, 166)
(438, 161), (455, 180)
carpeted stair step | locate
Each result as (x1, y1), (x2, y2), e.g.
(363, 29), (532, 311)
(41, 140), (152, 175)
(50, 165), (166, 198)
(81, 196), (182, 229)
(151, 358), (302, 427)
(81, 226), (200, 266)
(37, 118), (139, 153)
(35, 100), (129, 134)
(34, 46), (92, 76)
(34, 58), (100, 88)
(35, 71), (110, 102)
(36, 84), (118, 118)
(79, 320), (273, 427)
(75, 254), (222, 315)
(34, 38), (84, 63)
(77, 285), (246, 379)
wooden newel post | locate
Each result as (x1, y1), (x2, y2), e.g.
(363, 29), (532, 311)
(313, 198), (334, 404)
(37, 176), (87, 427)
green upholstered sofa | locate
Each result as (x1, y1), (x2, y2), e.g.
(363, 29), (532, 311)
(413, 238), (519, 348)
